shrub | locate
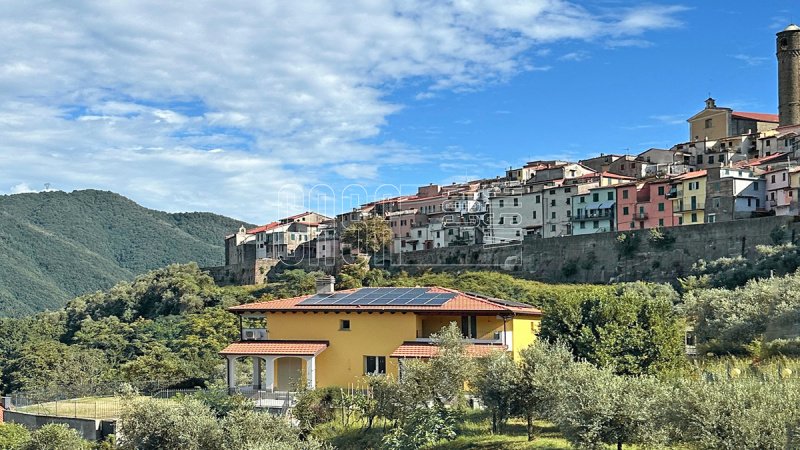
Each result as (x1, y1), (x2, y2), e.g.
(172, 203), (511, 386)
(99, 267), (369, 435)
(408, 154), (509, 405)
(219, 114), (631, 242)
(615, 232), (640, 258)
(0, 423), (30, 450)
(561, 260), (579, 278)
(648, 227), (675, 250)
(382, 405), (459, 450)
(118, 397), (222, 450)
(23, 424), (89, 450)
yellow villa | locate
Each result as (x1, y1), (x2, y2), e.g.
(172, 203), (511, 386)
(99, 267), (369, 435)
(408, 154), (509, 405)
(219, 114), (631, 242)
(671, 169), (707, 225)
(220, 276), (541, 391)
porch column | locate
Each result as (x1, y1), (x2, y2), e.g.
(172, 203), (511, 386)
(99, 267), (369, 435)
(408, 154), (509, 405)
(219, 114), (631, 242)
(252, 357), (262, 390)
(226, 356), (237, 392)
(263, 356), (276, 391)
(304, 356), (316, 389)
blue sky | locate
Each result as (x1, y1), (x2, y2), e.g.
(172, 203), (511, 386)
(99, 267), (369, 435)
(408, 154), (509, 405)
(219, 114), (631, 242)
(0, 1), (793, 223)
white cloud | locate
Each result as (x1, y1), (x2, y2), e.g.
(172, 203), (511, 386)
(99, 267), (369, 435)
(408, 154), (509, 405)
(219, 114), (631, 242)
(558, 51), (591, 62)
(0, 1), (687, 221)
(732, 53), (770, 67)
(9, 183), (36, 194)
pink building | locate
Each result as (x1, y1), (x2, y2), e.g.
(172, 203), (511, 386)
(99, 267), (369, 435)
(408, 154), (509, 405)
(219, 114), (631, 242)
(764, 166), (799, 216)
(615, 179), (676, 230)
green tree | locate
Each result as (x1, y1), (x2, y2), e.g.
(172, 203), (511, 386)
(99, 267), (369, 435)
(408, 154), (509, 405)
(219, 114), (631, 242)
(4, 341), (110, 394)
(341, 216), (392, 254)
(540, 282), (685, 375)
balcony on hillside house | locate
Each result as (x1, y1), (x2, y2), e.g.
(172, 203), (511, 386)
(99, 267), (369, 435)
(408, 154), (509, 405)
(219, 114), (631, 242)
(675, 201), (705, 212)
(571, 203), (615, 222)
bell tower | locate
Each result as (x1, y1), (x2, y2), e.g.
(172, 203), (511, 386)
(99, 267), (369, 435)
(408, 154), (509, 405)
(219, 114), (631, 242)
(777, 24), (800, 127)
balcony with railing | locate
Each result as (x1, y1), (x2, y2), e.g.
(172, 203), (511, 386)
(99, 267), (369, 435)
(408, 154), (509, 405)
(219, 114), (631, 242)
(675, 202), (705, 212)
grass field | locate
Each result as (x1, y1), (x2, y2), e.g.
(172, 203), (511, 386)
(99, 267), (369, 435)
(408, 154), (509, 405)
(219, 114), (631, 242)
(315, 411), (573, 450)
(16, 396), (125, 420)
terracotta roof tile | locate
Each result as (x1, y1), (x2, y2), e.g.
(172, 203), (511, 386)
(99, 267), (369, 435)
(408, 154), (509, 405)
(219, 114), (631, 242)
(219, 341), (329, 356)
(677, 169), (707, 180)
(732, 111), (779, 123)
(390, 342), (506, 358)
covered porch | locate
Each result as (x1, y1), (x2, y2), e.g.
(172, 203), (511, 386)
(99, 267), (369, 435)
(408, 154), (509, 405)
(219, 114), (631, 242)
(219, 341), (329, 392)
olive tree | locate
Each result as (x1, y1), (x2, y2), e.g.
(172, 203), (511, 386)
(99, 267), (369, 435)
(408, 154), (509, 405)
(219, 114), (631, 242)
(513, 341), (574, 441)
(472, 351), (518, 433)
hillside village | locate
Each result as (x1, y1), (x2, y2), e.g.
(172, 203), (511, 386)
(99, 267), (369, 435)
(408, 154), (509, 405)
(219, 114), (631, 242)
(222, 25), (800, 276)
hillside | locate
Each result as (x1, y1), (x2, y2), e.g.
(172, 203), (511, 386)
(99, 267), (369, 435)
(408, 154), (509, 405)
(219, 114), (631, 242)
(0, 189), (253, 317)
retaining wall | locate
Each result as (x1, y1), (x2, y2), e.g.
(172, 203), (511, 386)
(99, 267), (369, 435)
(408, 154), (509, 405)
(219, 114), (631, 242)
(3, 410), (115, 441)
(392, 216), (800, 284)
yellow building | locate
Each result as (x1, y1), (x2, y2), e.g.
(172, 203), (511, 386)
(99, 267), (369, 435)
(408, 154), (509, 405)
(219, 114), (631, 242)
(671, 170), (707, 225)
(220, 277), (541, 391)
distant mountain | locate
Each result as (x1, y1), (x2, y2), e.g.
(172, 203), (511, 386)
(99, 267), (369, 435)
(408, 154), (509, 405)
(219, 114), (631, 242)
(0, 189), (253, 317)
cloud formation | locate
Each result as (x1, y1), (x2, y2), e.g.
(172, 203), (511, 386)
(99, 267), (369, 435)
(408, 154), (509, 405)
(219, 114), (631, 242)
(0, 1), (686, 221)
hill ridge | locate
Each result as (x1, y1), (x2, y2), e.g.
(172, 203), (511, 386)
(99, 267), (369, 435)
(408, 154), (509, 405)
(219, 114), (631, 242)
(0, 189), (252, 316)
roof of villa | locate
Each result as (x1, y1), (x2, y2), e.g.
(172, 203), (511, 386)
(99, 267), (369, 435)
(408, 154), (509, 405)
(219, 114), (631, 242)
(228, 287), (541, 316)
(389, 342), (506, 358)
(219, 340), (329, 356)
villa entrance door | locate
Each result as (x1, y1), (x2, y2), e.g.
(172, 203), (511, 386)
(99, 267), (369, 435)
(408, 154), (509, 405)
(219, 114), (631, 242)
(276, 357), (302, 391)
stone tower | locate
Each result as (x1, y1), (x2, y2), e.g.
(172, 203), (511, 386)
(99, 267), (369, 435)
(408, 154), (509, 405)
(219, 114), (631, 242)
(777, 24), (800, 127)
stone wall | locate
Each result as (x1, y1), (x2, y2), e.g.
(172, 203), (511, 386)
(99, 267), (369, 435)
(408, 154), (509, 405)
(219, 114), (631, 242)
(206, 216), (800, 287)
(204, 258), (280, 286)
(392, 216), (800, 285)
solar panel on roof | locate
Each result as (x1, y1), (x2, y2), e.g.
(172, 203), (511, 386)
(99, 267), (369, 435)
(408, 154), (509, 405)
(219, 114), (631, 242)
(296, 287), (455, 306)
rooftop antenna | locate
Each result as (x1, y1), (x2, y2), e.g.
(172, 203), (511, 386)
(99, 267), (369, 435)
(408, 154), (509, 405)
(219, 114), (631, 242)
(44, 183), (51, 191)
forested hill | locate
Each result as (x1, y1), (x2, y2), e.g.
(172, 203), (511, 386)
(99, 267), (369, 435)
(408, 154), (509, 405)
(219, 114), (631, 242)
(0, 189), (253, 317)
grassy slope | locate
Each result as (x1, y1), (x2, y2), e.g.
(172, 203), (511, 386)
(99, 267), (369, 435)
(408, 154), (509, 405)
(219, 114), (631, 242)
(0, 189), (253, 316)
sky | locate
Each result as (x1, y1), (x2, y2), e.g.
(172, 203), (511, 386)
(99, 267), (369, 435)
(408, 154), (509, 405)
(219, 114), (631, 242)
(0, 1), (793, 223)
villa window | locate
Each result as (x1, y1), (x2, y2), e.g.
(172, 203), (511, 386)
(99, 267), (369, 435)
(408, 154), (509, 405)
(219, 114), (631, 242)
(607, 192), (613, 201)
(499, 199), (504, 207)
(622, 190), (629, 199)
(364, 356), (386, 375)
(658, 203), (665, 212)
(592, 193), (599, 202)
(340, 319), (351, 331)
(513, 198), (519, 206)
(705, 118), (712, 129)
(461, 315), (478, 339)
(535, 195), (541, 204)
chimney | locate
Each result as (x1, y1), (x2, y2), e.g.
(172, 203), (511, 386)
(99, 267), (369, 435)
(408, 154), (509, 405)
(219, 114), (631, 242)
(315, 275), (335, 294)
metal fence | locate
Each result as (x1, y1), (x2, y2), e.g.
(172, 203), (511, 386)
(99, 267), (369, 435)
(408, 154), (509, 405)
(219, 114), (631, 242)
(8, 383), (300, 420)
(7, 381), (210, 420)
